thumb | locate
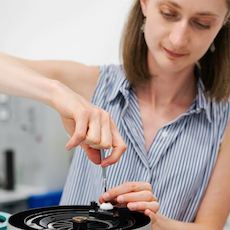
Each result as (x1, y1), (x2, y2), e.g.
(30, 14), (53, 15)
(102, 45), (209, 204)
(144, 209), (158, 224)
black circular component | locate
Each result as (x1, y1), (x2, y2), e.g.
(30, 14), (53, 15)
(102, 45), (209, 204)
(72, 216), (88, 229)
(8, 205), (151, 230)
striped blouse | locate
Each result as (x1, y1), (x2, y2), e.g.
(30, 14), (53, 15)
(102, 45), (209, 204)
(60, 65), (230, 222)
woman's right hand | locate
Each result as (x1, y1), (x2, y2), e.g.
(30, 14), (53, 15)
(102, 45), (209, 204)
(0, 53), (126, 166)
(50, 80), (126, 166)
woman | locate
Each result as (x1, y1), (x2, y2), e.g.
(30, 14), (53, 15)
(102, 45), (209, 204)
(61, 0), (230, 229)
(0, 0), (229, 228)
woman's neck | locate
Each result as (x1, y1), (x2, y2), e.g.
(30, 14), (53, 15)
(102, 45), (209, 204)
(136, 63), (197, 110)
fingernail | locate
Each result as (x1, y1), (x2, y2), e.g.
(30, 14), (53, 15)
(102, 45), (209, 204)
(65, 145), (71, 151)
(127, 203), (136, 210)
(101, 162), (109, 167)
(145, 209), (151, 216)
(153, 201), (160, 210)
(103, 192), (110, 201)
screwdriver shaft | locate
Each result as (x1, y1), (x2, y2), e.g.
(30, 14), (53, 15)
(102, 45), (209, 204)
(100, 150), (107, 193)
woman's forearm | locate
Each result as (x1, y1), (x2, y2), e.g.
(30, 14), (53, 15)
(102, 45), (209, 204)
(0, 53), (126, 164)
(0, 52), (99, 100)
(0, 52), (58, 107)
(153, 214), (213, 230)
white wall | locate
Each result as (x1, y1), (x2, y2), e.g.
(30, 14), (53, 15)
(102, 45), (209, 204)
(0, 0), (132, 63)
(0, 0), (132, 190)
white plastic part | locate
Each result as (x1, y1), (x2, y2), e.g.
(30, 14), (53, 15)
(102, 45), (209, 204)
(99, 202), (114, 210)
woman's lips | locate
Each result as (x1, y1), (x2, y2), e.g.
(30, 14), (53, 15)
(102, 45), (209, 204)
(163, 47), (189, 58)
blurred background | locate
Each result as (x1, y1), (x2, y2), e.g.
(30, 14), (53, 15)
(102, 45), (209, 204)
(0, 0), (131, 213)
(0, 1), (229, 229)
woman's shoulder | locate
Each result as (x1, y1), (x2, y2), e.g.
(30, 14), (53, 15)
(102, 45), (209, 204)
(99, 64), (125, 82)
(91, 64), (127, 105)
(208, 99), (230, 141)
(197, 77), (230, 119)
(210, 98), (230, 120)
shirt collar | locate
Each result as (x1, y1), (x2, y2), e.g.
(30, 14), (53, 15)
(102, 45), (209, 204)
(107, 66), (131, 102)
(107, 66), (212, 122)
(192, 77), (212, 122)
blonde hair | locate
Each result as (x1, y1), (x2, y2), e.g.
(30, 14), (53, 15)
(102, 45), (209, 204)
(120, 0), (230, 101)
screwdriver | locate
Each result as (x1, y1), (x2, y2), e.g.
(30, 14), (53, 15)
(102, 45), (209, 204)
(100, 149), (107, 193)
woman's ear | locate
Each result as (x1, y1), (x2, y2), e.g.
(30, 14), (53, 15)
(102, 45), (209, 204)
(140, 0), (149, 17)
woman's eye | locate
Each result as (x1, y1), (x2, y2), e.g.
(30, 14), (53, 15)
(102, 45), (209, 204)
(160, 10), (178, 20)
(193, 21), (211, 30)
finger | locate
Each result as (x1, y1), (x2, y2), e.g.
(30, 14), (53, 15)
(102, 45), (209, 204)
(81, 143), (101, 164)
(144, 209), (158, 223)
(84, 111), (101, 147)
(61, 117), (75, 144)
(100, 111), (112, 149)
(66, 114), (89, 150)
(101, 120), (126, 166)
(62, 117), (75, 136)
(127, 201), (159, 213)
(116, 190), (157, 204)
(101, 182), (153, 202)
(99, 196), (118, 204)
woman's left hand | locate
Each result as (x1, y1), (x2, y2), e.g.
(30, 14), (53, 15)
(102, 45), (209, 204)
(99, 182), (159, 222)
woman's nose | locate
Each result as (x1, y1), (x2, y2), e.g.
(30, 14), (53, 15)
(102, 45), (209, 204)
(168, 22), (190, 49)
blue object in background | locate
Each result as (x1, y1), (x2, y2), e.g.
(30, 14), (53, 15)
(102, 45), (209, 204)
(0, 212), (11, 230)
(28, 190), (62, 208)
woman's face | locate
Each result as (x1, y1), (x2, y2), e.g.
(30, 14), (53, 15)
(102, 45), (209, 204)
(140, 0), (228, 73)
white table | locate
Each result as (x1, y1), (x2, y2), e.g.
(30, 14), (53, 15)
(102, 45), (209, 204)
(0, 185), (46, 204)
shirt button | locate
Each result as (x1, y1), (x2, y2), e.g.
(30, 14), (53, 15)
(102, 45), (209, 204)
(161, 131), (168, 138)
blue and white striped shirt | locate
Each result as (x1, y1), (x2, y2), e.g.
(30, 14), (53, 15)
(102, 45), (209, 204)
(60, 65), (230, 222)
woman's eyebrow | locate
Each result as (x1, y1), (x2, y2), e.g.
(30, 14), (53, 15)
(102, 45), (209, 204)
(158, 0), (182, 9)
(158, 0), (220, 18)
(195, 12), (219, 18)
